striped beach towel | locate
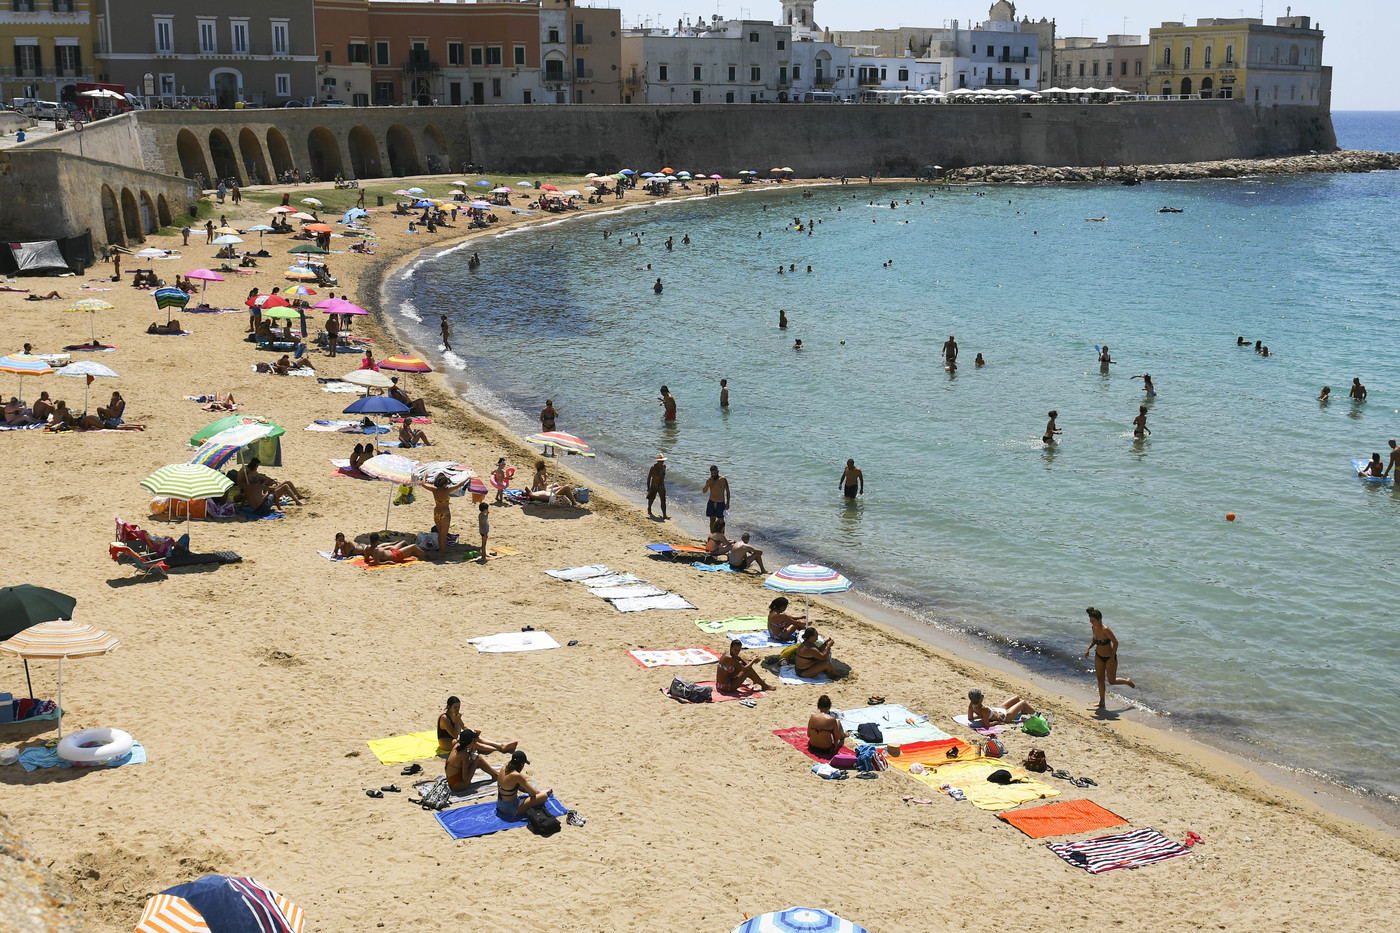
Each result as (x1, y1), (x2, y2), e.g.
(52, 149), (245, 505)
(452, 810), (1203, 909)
(1046, 827), (1191, 873)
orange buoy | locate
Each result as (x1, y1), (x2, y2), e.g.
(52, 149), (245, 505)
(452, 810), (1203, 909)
(1226, 512), (1236, 522)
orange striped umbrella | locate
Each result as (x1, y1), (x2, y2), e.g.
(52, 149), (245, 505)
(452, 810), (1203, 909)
(378, 355), (432, 373)
(0, 619), (120, 738)
(137, 875), (304, 933)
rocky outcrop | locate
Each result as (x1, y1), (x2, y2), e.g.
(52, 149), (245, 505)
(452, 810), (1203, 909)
(946, 150), (1400, 185)
(0, 813), (84, 933)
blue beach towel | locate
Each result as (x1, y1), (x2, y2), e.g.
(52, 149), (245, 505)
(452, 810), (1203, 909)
(693, 562), (736, 573)
(435, 794), (568, 839)
(19, 742), (147, 772)
(737, 632), (792, 649)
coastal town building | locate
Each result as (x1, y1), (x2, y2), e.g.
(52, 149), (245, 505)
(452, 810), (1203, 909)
(95, 0), (318, 108)
(1053, 35), (1148, 93)
(0, 0), (100, 107)
(622, 18), (795, 104)
(1148, 15), (1327, 104)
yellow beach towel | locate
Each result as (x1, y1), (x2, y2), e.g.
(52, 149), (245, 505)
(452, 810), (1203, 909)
(894, 756), (1060, 811)
(366, 730), (443, 765)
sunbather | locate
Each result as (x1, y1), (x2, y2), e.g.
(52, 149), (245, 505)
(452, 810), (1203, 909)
(271, 354), (314, 375)
(445, 729), (502, 792)
(237, 457), (305, 507)
(389, 378), (429, 416)
(146, 320), (184, 335)
(795, 627), (842, 680)
(332, 532), (365, 559)
(24, 291), (62, 301)
(807, 695), (847, 754)
(727, 532), (765, 572)
(362, 532), (427, 565)
(716, 639), (771, 693)
(348, 442), (372, 472)
(97, 391), (125, 427)
(437, 695), (516, 755)
(767, 597), (803, 643)
(524, 460), (578, 505)
(398, 419), (431, 447)
(495, 751), (552, 821)
(966, 688), (1035, 726)
(705, 521), (732, 559)
(4, 397), (37, 425)
(31, 392), (54, 423)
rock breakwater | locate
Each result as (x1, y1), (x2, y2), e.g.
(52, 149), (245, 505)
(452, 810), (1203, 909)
(947, 150), (1400, 184)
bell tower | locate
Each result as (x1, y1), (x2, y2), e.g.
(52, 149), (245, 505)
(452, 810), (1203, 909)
(781, 0), (819, 36)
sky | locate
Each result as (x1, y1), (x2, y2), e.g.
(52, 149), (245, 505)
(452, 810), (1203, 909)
(609, 1), (1395, 109)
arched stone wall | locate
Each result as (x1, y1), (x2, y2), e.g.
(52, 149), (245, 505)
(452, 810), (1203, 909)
(347, 125), (382, 179)
(306, 126), (344, 180)
(139, 191), (157, 234)
(422, 123), (450, 173)
(386, 123), (420, 176)
(120, 188), (142, 243)
(157, 194), (173, 227)
(266, 128), (294, 178)
(208, 129), (241, 183)
(238, 127), (269, 184)
(176, 128), (211, 183)
(100, 185), (124, 246)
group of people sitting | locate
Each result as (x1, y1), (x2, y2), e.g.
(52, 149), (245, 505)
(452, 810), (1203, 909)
(228, 457), (306, 512)
(130, 269), (163, 288)
(797, 688), (1037, 758)
(332, 531), (427, 565)
(4, 391), (127, 430)
(436, 696), (551, 821)
(703, 520), (766, 572)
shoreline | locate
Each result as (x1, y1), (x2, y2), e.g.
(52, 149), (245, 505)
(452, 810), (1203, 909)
(372, 179), (1400, 837)
(947, 148), (1400, 184)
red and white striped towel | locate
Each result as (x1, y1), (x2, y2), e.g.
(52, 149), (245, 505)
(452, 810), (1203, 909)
(1046, 827), (1191, 874)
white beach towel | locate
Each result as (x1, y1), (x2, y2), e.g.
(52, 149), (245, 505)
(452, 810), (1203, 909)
(545, 565), (610, 581)
(737, 632), (791, 649)
(627, 647), (722, 668)
(778, 663), (835, 685)
(576, 572), (641, 588)
(305, 420), (360, 432)
(467, 631), (561, 653)
(322, 381), (363, 393)
(589, 584), (665, 600)
(611, 594), (697, 613)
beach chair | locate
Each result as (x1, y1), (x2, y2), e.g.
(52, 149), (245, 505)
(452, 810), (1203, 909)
(646, 543), (711, 561)
(109, 543), (168, 577)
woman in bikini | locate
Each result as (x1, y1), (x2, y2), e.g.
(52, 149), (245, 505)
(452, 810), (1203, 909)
(1043, 410), (1061, 445)
(767, 597), (803, 643)
(437, 696), (466, 752)
(806, 695), (847, 754)
(427, 472), (468, 557)
(795, 627), (841, 680)
(1084, 606), (1135, 711)
(445, 729), (502, 793)
(495, 751), (552, 821)
(1132, 405), (1151, 439)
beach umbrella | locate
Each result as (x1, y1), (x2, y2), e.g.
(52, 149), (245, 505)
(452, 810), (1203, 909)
(469, 200), (492, 209)
(0, 618), (120, 738)
(285, 285), (317, 298)
(212, 234), (243, 246)
(55, 360), (118, 413)
(474, 180), (492, 186)
(300, 197), (324, 207)
(154, 286), (190, 310)
(447, 189), (464, 196)
(406, 187), (425, 195)
(340, 369), (393, 389)
(516, 181), (533, 188)
(450, 179), (470, 185)
(379, 355), (432, 374)
(137, 874), (304, 933)
(729, 907), (868, 933)
(288, 243), (328, 255)
(259, 305), (302, 321)
(245, 224), (274, 243)
(344, 395), (409, 417)
(412, 199), (433, 208)
(304, 223), (332, 234)
(284, 268), (319, 281)
(619, 169), (635, 175)
(189, 422), (280, 470)
(267, 206), (295, 214)
(392, 189), (411, 196)
(710, 174), (723, 179)
(191, 415), (284, 446)
(540, 183), (559, 191)
(251, 294), (290, 310)
(563, 190), (582, 197)
(140, 463), (234, 539)
(65, 298), (114, 342)
(80, 88), (124, 100)
(524, 430), (594, 482)
(186, 269), (224, 293)
(317, 298), (367, 316)
(0, 584), (76, 699)
(763, 563), (853, 624)
(133, 247), (169, 261)
(584, 172), (599, 178)
(359, 452), (420, 530)
(0, 354), (53, 402)
(213, 226), (240, 236)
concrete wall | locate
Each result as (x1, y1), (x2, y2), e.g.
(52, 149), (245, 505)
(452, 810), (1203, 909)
(0, 112), (36, 136)
(12, 112), (146, 169)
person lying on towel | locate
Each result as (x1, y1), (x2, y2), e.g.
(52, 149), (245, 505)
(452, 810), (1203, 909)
(522, 460), (579, 506)
(362, 532), (428, 566)
(966, 688), (1035, 727)
(716, 640), (770, 694)
(332, 532), (365, 558)
(807, 695), (847, 754)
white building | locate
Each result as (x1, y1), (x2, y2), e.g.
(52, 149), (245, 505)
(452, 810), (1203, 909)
(621, 18), (795, 104)
(850, 55), (940, 98)
(539, 6), (568, 103)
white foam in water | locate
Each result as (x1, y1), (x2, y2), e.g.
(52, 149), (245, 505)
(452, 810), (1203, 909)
(397, 298), (422, 323)
(441, 349), (467, 371)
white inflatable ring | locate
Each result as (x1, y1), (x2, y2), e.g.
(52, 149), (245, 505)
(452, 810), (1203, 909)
(57, 727), (134, 764)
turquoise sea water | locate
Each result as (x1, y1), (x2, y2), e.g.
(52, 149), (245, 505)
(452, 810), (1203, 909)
(389, 112), (1400, 802)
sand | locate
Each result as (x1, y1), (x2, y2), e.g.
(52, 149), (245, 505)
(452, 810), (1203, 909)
(1, 175), (1399, 933)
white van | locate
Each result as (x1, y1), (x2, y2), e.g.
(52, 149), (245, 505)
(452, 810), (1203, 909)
(31, 101), (63, 120)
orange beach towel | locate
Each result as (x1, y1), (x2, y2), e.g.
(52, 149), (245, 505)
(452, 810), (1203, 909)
(997, 799), (1127, 839)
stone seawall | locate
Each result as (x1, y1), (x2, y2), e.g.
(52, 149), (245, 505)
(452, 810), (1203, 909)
(947, 149), (1400, 184)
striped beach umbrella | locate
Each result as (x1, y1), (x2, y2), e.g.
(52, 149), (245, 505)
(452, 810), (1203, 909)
(0, 618), (120, 738)
(153, 286), (190, 324)
(65, 298), (114, 341)
(729, 908), (868, 933)
(379, 355), (432, 374)
(763, 564), (854, 624)
(212, 234), (243, 246)
(524, 431), (595, 456)
(191, 415), (284, 446)
(360, 453), (420, 530)
(284, 267), (319, 281)
(189, 423), (280, 470)
(55, 360), (118, 413)
(140, 463), (235, 539)
(286, 285), (317, 298)
(137, 874), (304, 933)
(0, 353), (53, 402)
(0, 584), (76, 699)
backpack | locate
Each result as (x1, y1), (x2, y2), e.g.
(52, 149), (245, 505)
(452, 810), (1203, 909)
(417, 777), (453, 811)
(1024, 748), (1049, 773)
(1021, 714), (1050, 737)
(669, 677), (712, 704)
(983, 734), (1005, 758)
(856, 722), (884, 744)
(526, 804), (561, 837)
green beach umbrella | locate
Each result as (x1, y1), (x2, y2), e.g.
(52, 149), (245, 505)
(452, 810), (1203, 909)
(191, 415), (285, 446)
(289, 244), (328, 255)
(259, 305), (303, 321)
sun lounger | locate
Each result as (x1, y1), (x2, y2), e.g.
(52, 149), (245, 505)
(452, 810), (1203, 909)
(647, 543), (711, 560)
(109, 543), (168, 577)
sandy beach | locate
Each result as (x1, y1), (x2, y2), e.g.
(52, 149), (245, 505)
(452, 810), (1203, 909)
(3, 174), (1400, 933)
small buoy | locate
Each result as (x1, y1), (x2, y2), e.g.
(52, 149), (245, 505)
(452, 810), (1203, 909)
(1226, 512), (1236, 522)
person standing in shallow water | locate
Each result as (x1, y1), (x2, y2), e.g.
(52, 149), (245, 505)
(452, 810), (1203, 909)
(1043, 410), (1061, 445)
(646, 454), (668, 519)
(1132, 405), (1151, 438)
(719, 379), (729, 408)
(838, 459), (864, 499)
(1084, 607), (1135, 711)
(658, 386), (676, 422)
(779, 309), (788, 329)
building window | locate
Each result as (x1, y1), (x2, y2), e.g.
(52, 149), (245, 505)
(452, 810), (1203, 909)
(523, 89), (531, 103)
(750, 93), (757, 102)
(658, 64), (668, 81)
(971, 45), (976, 54)
(486, 46), (501, 65)
(55, 44), (79, 75)
(1204, 45), (1212, 66)
(231, 21), (248, 55)
(198, 20), (216, 54)
(1024, 67), (1030, 80)
(897, 68), (908, 81)
(13, 43), (37, 76)
(271, 21), (288, 55)
(376, 41), (390, 65)
(468, 47), (482, 65)
(448, 42), (464, 65)
(693, 64), (701, 80)
(692, 89), (701, 102)
(1163, 84), (1172, 97)
(751, 66), (760, 81)
(1092, 61), (1099, 76)
(575, 57), (584, 77)
(749, 32), (759, 42)
(1225, 45), (1234, 64)
(1078, 62), (1084, 77)
(779, 65), (787, 83)
(159, 73), (175, 95)
(726, 91), (734, 102)
(347, 42), (368, 63)
(548, 28), (559, 43)
(514, 46), (525, 66)
(777, 39), (785, 50)
(1135, 60), (1142, 76)
(728, 65), (736, 81)
(1162, 46), (1171, 66)
(324, 49), (332, 63)
(575, 22), (583, 43)
(880, 67), (886, 79)
(492, 77), (501, 97)
(1120, 61), (1127, 76)
(544, 58), (563, 80)
(792, 64), (800, 80)
(1183, 45), (1191, 68)
(275, 74), (290, 97)
(154, 18), (173, 54)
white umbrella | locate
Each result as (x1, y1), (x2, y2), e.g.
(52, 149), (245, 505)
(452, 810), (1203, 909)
(79, 88), (125, 100)
(341, 369), (394, 390)
(55, 361), (118, 414)
(300, 197), (323, 208)
(212, 234), (243, 246)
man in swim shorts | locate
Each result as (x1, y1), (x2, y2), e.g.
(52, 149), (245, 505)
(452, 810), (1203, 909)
(646, 454), (668, 519)
(942, 335), (958, 367)
(362, 533), (428, 565)
(1386, 439), (1400, 479)
(966, 688), (1034, 726)
(728, 533), (765, 572)
(838, 459), (864, 499)
(702, 464), (730, 531)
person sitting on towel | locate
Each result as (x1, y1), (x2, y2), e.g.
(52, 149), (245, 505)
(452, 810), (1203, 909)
(716, 640), (771, 693)
(388, 377), (429, 416)
(4, 397), (38, 425)
(445, 728), (502, 793)
(272, 354), (314, 375)
(807, 694), (847, 754)
(523, 460), (579, 506)
(437, 695), (518, 755)
(332, 532), (365, 559)
(348, 442), (372, 472)
(767, 597), (804, 643)
(238, 457), (305, 507)
(97, 391), (125, 427)
(795, 627), (842, 680)
(31, 392), (55, 423)
(966, 688), (1034, 726)
(398, 418), (431, 448)
(705, 521), (733, 559)
(362, 532), (427, 566)
(495, 750), (552, 821)
(727, 532), (766, 572)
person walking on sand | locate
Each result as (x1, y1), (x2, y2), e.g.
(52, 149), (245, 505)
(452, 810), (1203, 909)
(702, 464), (730, 531)
(1351, 377), (1367, 402)
(428, 473), (469, 558)
(646, 454), (668, 519)
(1132, 405), (1151, 438)
(440, 314), (452, 351)
(659, 385), (677, 422)
(477, 502), (491, 561)
(719, 378), (729, 409)
(1043, 410), (1061, 445)
(1084, 607), (1135, 711)
(942, 335), (958, 368)
(838, 459), (864, 499)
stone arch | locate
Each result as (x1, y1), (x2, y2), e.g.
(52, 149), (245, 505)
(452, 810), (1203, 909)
(157, 194), (173, 227)
(139, 191), (157, 234)
(1288, 44), (1300, 66)
(175, 128), (211, 183)
(100, 184), (124, 246)
(1199, 76), (1214, 99)
(347, 124), (381, 179)
(208, 128), (240, 183)
(120, 188), (142, 243)
(386, 123), (420, 176)
(422, 123), (448, 173)
(1161, 83), (1172, 98)
(238, 127), (268, 184)
(1180, 76), (1193, 97)
(306, 126), (344, 180)
(266, 127), (294, 178)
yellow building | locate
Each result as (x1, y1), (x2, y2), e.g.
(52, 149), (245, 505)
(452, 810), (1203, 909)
(0, 0), (100, 105)
(1148, 15), (1325, 105)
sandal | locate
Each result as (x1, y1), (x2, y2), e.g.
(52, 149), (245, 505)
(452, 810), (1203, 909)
(365, 789), (383, 798)
(867, 695), (885, 705)
(401, 763), (423, 776)
(1051, 769), (1073, 781)
(381, 784), (401, 793)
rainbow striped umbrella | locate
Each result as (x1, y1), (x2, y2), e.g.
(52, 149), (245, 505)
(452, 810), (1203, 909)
(0, 618), (120, 738)
(0, 353), (53, 402)
(379, 356), (432, 374)
(284, 267), (319, 281)
(763, 564), (853, 623)
(524, 432), (594, 456)
(154, 286), (190, 309)
(360, 453), (420, 530)
(65, 298), (114, 341)
(137, 874), (304, 933)
(286, 284), (317, 298)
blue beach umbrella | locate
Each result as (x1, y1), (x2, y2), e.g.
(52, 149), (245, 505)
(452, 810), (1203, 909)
(413, 200), (433, 208)
(137, 874), (303, 933)
(619, 169), (636, 175)
(474, 180), (492, 186)
(343, 396), (410, 416)
(730, 908), (868, 933)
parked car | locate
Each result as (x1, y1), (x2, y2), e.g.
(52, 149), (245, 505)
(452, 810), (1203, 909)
(283, 99), (305, 107)
(31, 101), (64, 120)
(315, 99), (350, 107)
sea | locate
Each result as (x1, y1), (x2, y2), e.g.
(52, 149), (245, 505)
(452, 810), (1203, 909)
(386, 110), (1400, 806)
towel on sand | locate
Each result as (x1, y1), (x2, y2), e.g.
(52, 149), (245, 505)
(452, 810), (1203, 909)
(435, 795), (568, 839)
(305, 420), (361, 432)
(1046, 827), (1190, 873)
(19, 743), (147, 772)
(736, 632), (791, 649)
(778, 663), (836, 685)
(772, 727), (842, 762)
(468, 631), (561, 653)
(693, 562), (736, 573)
(999, 799), (1128, 840)
(317, 550), (348, 561)
(661, 681), (762, 703)
(890, 747), (1060, 811)
(367, 730), (443, 765)
(349, 556), (419, 569)
(953, 713), (1007, 735)
(590, 584), (664, 600)
(627, 647), (721, 668)
(840, 704), (952, 746)
(612, 594), (696, 613)
(694, 616), (768, 634)
(545, 564), (610, 581)
(578, 573), (641, 588)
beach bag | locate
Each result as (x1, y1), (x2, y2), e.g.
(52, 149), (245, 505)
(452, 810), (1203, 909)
(984, 734), (1005, 759)
(669, 678), (711, 704)
(526, 804), (561, 837)
(574, 487), (590, 504)
(1021, 714), (1050, 737)
(854, 744), (889, 773)
(418, 777), (452, 811)
(987, 768), (1016, 785)
(856, 722), (884, 744)
(1024, 749), (1049, 773)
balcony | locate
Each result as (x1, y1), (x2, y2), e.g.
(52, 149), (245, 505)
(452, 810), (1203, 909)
(575, 67), (594, 81)
(545, 70), (567, 85)
(813, 76), (834, 88)
(573, 34), (592, 47)
(985, 77), (1021, 86)
(404, 59), (440, 74)
(997, 54), (1028, 63)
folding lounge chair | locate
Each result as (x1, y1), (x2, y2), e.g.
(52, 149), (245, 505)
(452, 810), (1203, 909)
(110, 543), (168, 577)
(646, 543), (711, 561)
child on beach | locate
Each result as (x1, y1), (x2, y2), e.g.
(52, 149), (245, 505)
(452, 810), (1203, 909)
(478, 502), (490, 560)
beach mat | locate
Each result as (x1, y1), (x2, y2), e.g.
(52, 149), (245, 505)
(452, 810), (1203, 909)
(999, 799), (1128, 840)
(589, 584), (664, 600)
(693, 562), (736, 573)
(468, 631), (561, 653)
(890, 749), (1059, 811)
(19, 742), (146, 772)
(1047, 827), (1190, 873)
(841, 705), (952, 746)
(165, 549), (241, 568)
(349, 556), (421, 569)
(367, 730), (442, 765)
(694, 616), (768, 634)
(576, 572), (640, 588)
(613, 594), (696, 612)
(736, 632), (791, 649)
(435, 795), (568, 840)
(661, 681), (762, 704)
(772, 727), (841, 762)
(777, 663), (836, 685)
(545, 564), (610, 581)
(627, 647), (722, 668)
(953, 714), (1007, 735)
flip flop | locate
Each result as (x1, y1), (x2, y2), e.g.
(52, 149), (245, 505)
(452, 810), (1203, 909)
(401, 763), (423, 776)
(867, 695), (885, 705)
(1051, 769), (1073, 781)
(1184, 831), (1203, 847)
(365, 789), (383, 798)
(1080, 777), (1098, 786)
(381, 784), (401, 793)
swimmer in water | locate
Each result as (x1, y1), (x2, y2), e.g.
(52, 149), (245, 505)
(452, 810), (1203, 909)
(1350, 377), (1367, 402)
(1043, 410), (1061, 445)
(653, 278), (663, 294)
(1359, 453), (1385, 478)
(793, 339), (803, 351)
(1132, 373), (1156, 396)
(779, 309), (788, 329)
(1318, 386), (1330, 403)
(1132, 405), (1151, 438)
(975, 353), (985, 368)
(1098, 345), (1115, 365)
(1237, 336), (1248, 346)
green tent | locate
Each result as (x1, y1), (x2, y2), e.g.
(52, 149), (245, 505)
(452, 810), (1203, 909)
(190, 415), (286, 446)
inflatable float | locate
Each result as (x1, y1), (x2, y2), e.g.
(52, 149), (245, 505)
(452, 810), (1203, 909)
(57, 727), (134, 765)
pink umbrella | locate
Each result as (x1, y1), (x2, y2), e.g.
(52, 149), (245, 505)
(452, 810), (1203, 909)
(709, 174), (723, 179)
(315, 298), (367, 315)
(185, 269), (224, 292)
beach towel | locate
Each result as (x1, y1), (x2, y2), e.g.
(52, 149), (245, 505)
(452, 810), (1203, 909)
(840, 705), (952, 746)
(545, 564), (610, 581)
(184, 306), (242, 314)
(777, 663), (837, 685)
(577, 573), (641, 588)
(646, 543), (709, 558)
(414, 777), (496, 807)
(589, 584), (664, 600)
(467, 631), (561, 653)
(613, 594), (696, 613)
(772, 727), (842, 762)
(316, 550), (349, 561)
(891, 753), (1059, 811)
(305, 420), (361, 432)
(329, 459), (372, 479)
(348, 555), (420, 569)
(366, 730), (442, 765)
(661, 681), (762, 703)
(1046, 827), (1190, 873)
(694, 616), (768, 634)
(998, 799), (1128, 840)
(0, 423), (44, 431)
(64, 344), (116, 352)
(18, 742), (146, 772)
(627, 647), (722, 668)
(693, 562), (736, 573)
(435, 794), (568, 839)
(736, 632), (791, 649)
(953, 714), (1007, 735)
